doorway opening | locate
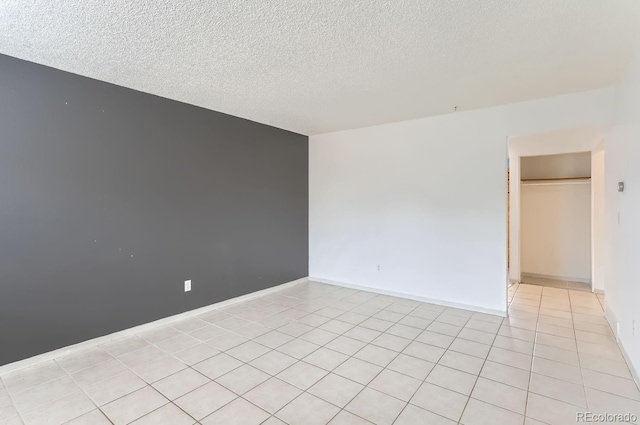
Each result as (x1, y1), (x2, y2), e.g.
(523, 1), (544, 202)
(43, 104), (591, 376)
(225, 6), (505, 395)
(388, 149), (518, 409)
(507, 127), (606, 295)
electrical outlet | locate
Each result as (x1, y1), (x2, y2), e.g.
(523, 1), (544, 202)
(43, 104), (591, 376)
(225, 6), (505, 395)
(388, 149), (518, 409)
(184, 280), (192, 292)
(377, 265), (381, 272)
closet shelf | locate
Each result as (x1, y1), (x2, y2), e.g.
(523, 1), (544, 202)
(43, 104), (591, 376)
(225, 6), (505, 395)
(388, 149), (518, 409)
(521, 177), (591, 186)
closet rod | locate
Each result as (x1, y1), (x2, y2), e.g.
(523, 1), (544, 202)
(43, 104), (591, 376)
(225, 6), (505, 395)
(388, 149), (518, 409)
(521, 178), (591, 186)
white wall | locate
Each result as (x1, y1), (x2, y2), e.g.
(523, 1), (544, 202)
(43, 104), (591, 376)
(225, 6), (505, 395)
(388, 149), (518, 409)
(604, 47), (640, 381)
(591, 144), (606, 293)
(521, 182), (591, 281)
(310, 88), (614, 314)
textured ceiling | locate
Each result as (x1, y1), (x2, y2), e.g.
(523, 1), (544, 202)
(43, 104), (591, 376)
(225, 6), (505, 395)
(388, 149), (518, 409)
(1, 1), (639, 135)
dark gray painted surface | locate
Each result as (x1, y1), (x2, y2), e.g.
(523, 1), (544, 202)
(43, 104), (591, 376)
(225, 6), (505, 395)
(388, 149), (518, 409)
(0, 54), (308, 366)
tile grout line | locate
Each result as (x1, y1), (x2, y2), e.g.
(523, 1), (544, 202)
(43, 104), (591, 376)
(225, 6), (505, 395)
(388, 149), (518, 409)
(522, 283), (543, 424)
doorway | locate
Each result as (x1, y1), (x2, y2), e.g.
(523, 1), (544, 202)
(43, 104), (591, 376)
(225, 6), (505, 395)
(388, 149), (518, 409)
(519, 152), (592, 291)
(507, 127), (607, 295)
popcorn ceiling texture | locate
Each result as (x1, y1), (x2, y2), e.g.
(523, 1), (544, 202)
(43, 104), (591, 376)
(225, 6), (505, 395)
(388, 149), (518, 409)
(1, 0), (639, 135)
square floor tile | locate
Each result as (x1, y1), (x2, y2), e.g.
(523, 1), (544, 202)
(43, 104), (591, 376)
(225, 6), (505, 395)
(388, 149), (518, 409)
(449, 338), (491, 359)
(101, 337), (150, 357)
(192, 353), (243, 380)
(386, 324), (422, 339)
(129, 403), (195, 425)
(303, 347), (348, 371)
(403, 341), (445, 363)
(336, 312), (369, 325)
(319, 319), (356, 335)
(174, 381), (236, 420)
(328, 410), (374, 424)
(354, 344), (397, 367)
(0, 400), (18, 424)
(479, 360), (529, 390)
(55, 348), (113, 375)
(66, 409), (112, 425)
(173, 342), (219, 365)
(11, 375), (80, 415)
(20, 388), (95, 425)
(360, 318), (394, 332)
(243, 378), (302, 414)
(249, 350), (298, 376)
(253, 331), (294, 349)
(296, 313), (331, 327)
(531, 357), (582, 385)
(325, 336), (367, 356)
(130, 356), (187, 383)
(426, 364), (477, 395)
(71, 359), (128, 389)
(308, 373), (364, 408)
(118, 346), (166, 368)
(206, 332), (248, 351)
(277, 322), (314, 338)
(188, 325), (227, 342)
(369, 369), (422, 401)
(200, 397), (269, 425)
(276, 393), (340, 425)
(371, 333), (412, 352)
(525, 392), (584, 425)
(530, 373), (587, 409)
(582, 369), (640, 401)
(399, 315), (432, 329)
(438, 350), (484, 375)
(471, 377), (527, 414)
(387, 353), (435, 380)
(346, 387), (406, 425)
(172, 318), (209, 333)
(416, 331), (455, 348)
(234, 323), (271, 339)
(299, 328), (339, 345)
(2, 362), (66, 396)
(533, 344), (579, 366)
(460, 398), (524, 425)
(216, 364), (270, 395)
(276, 338), (320, 359)
(152, 368), (210, 400)
(102, 386), (168, 425)
(84, 371), (146, 406)
(410, 382), (468, 422)
(394, 404), (456, 425)
(226, 341), (271, 363)
(584, 387), (640, 420)
(154, 333), (200, 354)
(427, 322), (462, 337)
(344, 326), (382, 343)
(277, 361), (328, 390)
(333, 358), (383, 385)
(487, 347), (532, 371)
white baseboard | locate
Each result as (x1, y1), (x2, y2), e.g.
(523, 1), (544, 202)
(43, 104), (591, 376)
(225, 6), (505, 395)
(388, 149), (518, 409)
(0, 277), (309, 376)
(604, 303), (640, 390)
(309, 277), (507, 317)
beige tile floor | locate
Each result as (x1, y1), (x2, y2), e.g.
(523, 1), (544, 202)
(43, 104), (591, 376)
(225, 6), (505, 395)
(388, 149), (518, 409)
(1, 281), (639, 425)
(520, 275), (592, 292)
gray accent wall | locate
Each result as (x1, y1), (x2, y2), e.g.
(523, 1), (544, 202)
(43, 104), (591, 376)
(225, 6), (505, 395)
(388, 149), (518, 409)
(0, 54), (308, 366)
